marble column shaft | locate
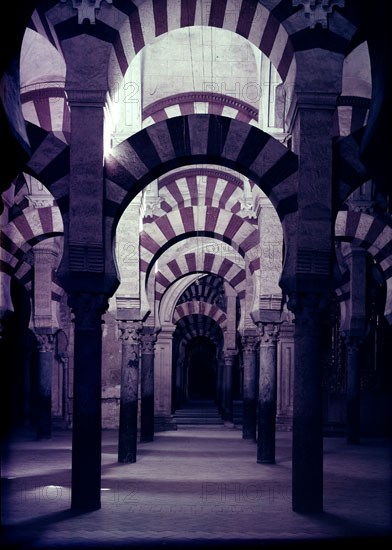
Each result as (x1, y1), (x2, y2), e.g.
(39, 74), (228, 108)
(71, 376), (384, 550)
(344, 335), (362, 444)
(257, 324), (279, 463)
(291, 294), (324, 514)
(36, 333), (55, 439)
(118, 321), (142, 463)
(223, 354), (235, 422)
(140, 332), (157, 443)
(241, 334), (258, 440)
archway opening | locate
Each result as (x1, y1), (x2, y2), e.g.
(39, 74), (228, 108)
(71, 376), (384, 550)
(185, 336), (217, 402)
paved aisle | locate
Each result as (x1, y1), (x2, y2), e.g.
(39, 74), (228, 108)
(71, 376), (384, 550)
(1, 426), (391, 549)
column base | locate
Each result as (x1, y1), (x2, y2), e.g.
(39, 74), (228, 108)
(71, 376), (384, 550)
(71, 501), (101, 512)
(257, 458), (275, 465)
(154, 415), (177, 432)
(140, 435), (154, 443)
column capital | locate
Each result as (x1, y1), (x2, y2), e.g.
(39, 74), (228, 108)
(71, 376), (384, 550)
(36, 333), (55, 353)
(140, 332), (157, 355)
(117, 320), (143, 344)
(65, 88), (107, 107)
(68, 292), (109, 330)
(257, 322), (280, 346)
(241, 333), (258, 354)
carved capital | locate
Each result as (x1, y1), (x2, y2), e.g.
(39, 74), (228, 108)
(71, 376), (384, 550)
(68, 292), (109, 330)
(140, 332), (157, 355)
(117, 320), (142, 344)
(241, 334), (258, 354)
(36, 333), (55, 353)
(257, 323), (280, 346)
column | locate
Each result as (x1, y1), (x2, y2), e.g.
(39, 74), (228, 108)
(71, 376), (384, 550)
(216, 354), (225, 414)
(343, 334), (362, 444)
(241, 333), (258, 440)
(289, 292), (325, 514)
(117, 320), (141, 463)
(222, 353), (235, 422)
(340, 245), (367, 445)
(140, 331), (157, 443)
(257, 323), (279, 463)
(68, 292), (108, 511)
(36, 333), (55, 439)
(154, 327), (177, 430)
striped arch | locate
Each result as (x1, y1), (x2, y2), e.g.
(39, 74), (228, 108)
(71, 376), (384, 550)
(106, 114), (298, 283)
(27, 7), (64, 54)
(106, 115), (297, 222)
(156, 167), (257, 217)
(333, 128), (369, 210)
(334, 96), (370, 139)
(177, 274), (226, 309)
(333, 42), (371, 138)
(153, 252), (246, 301)
(174, 314), (224, 349)
(32, 0), (360, 108)
(107, 0), (297, 93)
(20, 27), (69, 140)
(21, 86), (70, 141)
(24, 123), (70, 213)
(174, 302), (227, 331)
(335, 211), (392, 322)
(142, 92), (258, 128)
(140, 206), (259, 273)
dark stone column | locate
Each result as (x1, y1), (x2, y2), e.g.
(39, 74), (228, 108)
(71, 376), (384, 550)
(343, 334), (362, 444)
(117, 321), (141, 463)
(36, 333), (55, 439)
(216, 356), (224, 414)
(257, 323), (279, 463)
(289, 293), (325, 514)
(222, 353), (235, 422)
(68, 292), (108, 511)
(241, 333), (258, 440)
(140, 331), (157, 443)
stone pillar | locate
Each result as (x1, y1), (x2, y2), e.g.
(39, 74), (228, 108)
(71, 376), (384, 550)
(241, 333), (258, 440)
(222, 353), (235, 422)
(140, 331), (157, 443)
(340, 245), (367, 445)
(66, 89), (106, 267)
(117, 320), (142, 462)
(216, 354), (225, 414)
(343, 334), (362, 444)
(154, 327), (177, 430)
(257, 323), (279, 463)
(68, 292), (108, 511)
(276, 319), (294, 430)
(35, 332), (55, 439)
(289, 293), (325, 514)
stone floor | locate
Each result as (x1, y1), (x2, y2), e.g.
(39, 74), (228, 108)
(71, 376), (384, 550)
(1, 425), (392, 549)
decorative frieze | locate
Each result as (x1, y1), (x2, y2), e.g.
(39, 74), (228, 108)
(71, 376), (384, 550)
(60, 0), (113, 25)
(293, 0), (345, 29)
